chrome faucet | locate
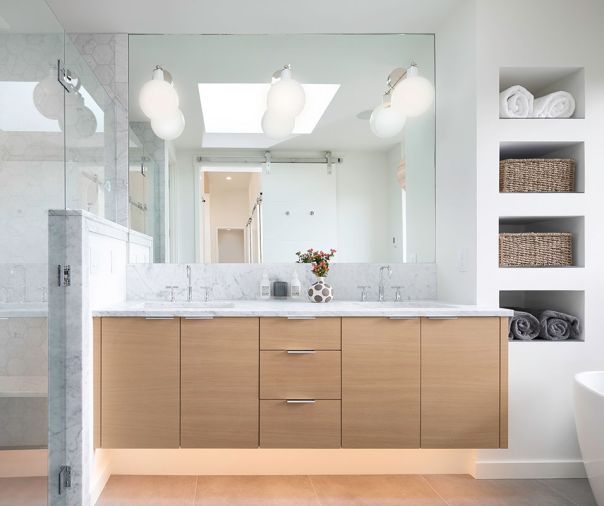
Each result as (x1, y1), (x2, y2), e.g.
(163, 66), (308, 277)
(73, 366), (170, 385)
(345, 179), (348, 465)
(186, 265), (192, 302)
(166, 285), (178, 303)
(378, 265), (392, 302)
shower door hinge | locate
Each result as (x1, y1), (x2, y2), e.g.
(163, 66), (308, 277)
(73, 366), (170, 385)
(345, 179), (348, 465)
(57, 265), (71, 287)
(58, 465), (71, 495)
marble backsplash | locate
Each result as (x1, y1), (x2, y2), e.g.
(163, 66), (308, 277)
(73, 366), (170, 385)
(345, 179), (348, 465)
(126, 263), (437, 303)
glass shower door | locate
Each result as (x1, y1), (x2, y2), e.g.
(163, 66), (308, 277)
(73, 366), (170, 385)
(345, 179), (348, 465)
(0, 0), (66, 503)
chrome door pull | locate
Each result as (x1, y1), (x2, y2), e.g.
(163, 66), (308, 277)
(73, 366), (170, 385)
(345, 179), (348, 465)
(286, 399), (316, 404)
(287, 350), (316, 354)
(388, 316), (419, 320)
(144, 317), (175, 320)
(286, 316), (316, 320)
(427, 316), (459, 320)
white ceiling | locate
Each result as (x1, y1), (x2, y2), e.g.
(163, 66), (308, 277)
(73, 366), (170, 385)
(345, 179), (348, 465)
(44, 0), (460, 35)
(129, 34), (435, 151)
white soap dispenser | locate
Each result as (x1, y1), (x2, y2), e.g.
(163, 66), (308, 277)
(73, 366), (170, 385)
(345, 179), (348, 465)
(290, 271), (302, 298)
(259, 271), (271, 299)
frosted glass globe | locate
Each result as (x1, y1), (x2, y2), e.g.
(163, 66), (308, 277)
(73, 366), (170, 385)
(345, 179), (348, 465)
(138, 78), (179, 120)
(391, 74), (435, 117)
(369, 104), (406, 138)
(33, 71), (64, 120)
(261, 111), (294, 139)
(266, 71), (305, 117)
(151, 109), (185, 141)
(58, 92), (97, 139)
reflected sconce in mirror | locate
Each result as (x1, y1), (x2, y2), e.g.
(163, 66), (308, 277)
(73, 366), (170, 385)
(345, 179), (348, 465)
(370, 64), (434, 138)
(139, 65), (185, 141)
(262, 64), (306, 139)
(34, 62), (97, 139)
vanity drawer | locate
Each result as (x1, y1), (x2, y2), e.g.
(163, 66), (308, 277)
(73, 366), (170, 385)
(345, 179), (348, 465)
(260, 350), (341, 399)
(260, 399), (341, 448)
(260, 317), (341, 350)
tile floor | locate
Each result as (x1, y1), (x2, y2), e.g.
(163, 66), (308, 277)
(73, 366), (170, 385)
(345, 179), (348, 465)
(0, 474), (597, 506)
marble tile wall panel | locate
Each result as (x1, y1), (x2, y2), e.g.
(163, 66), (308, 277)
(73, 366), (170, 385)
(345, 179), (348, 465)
(127, 263), (437, 303)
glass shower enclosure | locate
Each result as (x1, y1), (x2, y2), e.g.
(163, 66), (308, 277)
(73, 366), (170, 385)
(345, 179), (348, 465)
(0, 0), (119, 503)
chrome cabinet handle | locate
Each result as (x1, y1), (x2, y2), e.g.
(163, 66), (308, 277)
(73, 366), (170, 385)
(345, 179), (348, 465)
(286, 316), (316, 320)
(427, 316), (459, 320)
(183, 316), (214, 320)
(286, 399), (316, 404)
(144, 317), (175, 320)
(388, 316), (419, 320)
(287, 350), (316, 354)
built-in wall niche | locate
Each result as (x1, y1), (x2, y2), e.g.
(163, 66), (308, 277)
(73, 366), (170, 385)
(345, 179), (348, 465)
(499, 141), (584, 193)
(499, 216), (585, 267)
(500, 290), (585, 342)
(499, 67), (585, 119)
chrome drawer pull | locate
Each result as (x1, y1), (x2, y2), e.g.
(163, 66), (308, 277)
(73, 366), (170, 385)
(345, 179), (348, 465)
(144, 317), (175, 320)
(388, 316), (419, 320)
(286, 316), (316, 320)
(427, 316), (459, 320)
(287, 350), (316, 354)
(183, 316), (214, 320)
(286, 399), (316, 404)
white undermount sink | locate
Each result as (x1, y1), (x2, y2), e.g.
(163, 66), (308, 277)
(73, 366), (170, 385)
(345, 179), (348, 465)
(144, 301), (235, 309)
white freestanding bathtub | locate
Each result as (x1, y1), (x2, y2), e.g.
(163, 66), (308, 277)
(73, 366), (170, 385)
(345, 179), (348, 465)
(575, 371), (604, 505)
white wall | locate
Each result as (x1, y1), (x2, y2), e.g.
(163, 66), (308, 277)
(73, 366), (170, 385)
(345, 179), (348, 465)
(470, 0), (604, 478)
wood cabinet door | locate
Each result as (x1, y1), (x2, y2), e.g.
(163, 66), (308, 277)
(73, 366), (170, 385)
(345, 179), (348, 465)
(421, 317), (501, 449)
(342, 317), (420, 448)
(101, 317), (180, 448)
(181, 318), (259, 448)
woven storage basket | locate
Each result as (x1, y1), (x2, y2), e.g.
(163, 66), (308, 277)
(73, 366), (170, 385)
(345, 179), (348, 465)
(499, 158), (575, 192)
(499, 232), (573, 267)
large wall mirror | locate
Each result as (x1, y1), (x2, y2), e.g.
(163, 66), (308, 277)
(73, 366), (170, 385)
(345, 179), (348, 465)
(128, 34), (435, 264)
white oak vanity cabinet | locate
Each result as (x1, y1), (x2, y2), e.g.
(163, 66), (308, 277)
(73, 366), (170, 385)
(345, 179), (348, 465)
(94, 315), (508, 450)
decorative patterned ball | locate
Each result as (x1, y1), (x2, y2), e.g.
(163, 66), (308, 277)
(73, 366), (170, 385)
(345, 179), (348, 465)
(308, 278), (333, 303)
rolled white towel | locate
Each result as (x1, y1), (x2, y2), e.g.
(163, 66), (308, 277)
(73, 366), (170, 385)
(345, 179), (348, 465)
(532, 91), (576, 118)
(499, 85), (534, 118)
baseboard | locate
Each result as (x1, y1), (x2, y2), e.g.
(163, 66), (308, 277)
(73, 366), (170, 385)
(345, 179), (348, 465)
(107, 449), (475, 476)
(473, 460), (587, 479)
(0, 449), (47, 477)
(91, 449), (112, 505)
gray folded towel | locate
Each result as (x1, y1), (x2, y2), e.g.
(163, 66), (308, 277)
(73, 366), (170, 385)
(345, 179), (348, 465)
(509, 310), (540, 340)
(536, 310), (581, 341)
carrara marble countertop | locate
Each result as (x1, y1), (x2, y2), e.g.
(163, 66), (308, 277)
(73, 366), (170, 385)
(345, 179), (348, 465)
(92, 300), (513, 318)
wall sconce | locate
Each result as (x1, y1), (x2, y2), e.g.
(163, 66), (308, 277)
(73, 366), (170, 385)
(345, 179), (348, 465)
(370, 64), (434, 138)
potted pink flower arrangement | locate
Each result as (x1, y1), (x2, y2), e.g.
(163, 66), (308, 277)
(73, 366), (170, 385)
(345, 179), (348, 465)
(295, 248), (336, 303)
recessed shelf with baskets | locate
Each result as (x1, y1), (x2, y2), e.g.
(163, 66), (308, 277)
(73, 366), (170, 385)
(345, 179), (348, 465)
(499, 216), (584, 268)
(500, 141), (584, 193)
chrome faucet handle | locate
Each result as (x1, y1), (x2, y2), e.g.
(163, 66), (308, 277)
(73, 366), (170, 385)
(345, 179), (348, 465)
(392, 286), (403, 302)
(357, 285), (371, 302)
(199, 286), (211, 302)
(165, 285), (178, 303)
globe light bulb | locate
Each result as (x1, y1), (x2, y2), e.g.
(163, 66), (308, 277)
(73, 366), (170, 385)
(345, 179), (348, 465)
(391, 65), (434, 117)
(369, 102), (406, 138)
(261, 110), (295, 139)
(58, 92), (97, 139)
(138, 66), (179, 120)
(266, 66), (306, 118)
(33, 69), (64, 120)
(151, 109), (185, 141)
